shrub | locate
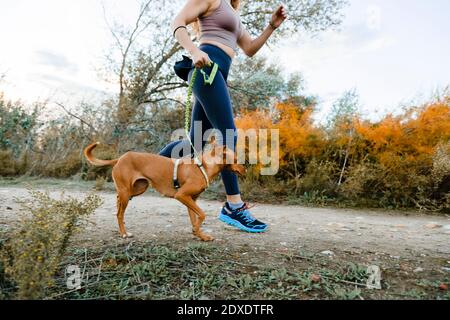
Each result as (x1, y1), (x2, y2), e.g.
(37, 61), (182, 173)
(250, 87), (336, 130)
(298, 160), (339, 196)
(0, 189), (102, 299)
(94, 176), (107, 191)
(0, 150), (17, 176)
(235, 96), (450, 211)
(37, 152), (83, 178)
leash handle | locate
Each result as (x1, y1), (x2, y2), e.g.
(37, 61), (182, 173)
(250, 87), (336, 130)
(200, 62), (219, 85)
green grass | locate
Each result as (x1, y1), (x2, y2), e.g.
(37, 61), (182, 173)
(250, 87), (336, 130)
(2, 240), (448, 300)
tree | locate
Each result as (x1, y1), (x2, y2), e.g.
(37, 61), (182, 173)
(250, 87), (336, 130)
(240, 0), (347, 42)
(326, 89), (360, 130)
(325, 89), (361, 185)
(228, 55), (305, 111)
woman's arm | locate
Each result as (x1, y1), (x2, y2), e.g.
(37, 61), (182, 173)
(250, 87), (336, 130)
(172, 0), (214, 68)
(238, 4), (287, 57)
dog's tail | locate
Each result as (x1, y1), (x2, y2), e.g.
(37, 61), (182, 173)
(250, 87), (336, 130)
(83, 142), (119, 167)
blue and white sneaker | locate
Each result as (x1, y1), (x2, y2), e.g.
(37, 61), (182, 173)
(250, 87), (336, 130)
(219, 202), (268, 233)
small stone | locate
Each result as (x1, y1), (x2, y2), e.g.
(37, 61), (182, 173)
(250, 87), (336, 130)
(280, 242), (287, 246)
(413, 267), (424, 273)
(321, 250), (335, 257)
(310, 274), (321, 283)
(425, 223), (442, 229)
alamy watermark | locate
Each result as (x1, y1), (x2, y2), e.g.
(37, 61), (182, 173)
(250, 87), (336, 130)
(66, 265), (81, 290)
(170, 121), (280, 175)
(366, 265), (382, 290)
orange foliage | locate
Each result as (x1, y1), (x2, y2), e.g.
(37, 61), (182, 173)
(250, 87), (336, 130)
(235, 97), (449, 210)
(354, 100), (450, 171)
(236, 102), (325, 167)
(355, 101), (450, 155)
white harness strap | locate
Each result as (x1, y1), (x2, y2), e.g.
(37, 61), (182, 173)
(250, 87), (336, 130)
(194, 156), (210, 188)
(173, 157), (210, 189)
(173, 159), (182, 189)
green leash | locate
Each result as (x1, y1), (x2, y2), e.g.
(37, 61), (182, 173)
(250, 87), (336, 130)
(185, 61), (219, 144)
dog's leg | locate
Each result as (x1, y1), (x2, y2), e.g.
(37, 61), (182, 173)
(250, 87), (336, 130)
(187, 195), (199, 237)
(116, 192), (133, 239)
(175, 193), (214, 241)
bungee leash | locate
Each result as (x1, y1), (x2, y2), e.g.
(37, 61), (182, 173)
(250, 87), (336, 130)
(185, 61), (219, 137)
(174, 61), (220, 190)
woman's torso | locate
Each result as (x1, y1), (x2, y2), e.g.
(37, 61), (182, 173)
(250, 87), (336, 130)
(198, 0), (241, 59)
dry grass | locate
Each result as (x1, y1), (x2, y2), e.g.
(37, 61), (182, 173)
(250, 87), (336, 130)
(0, 189), (102, 299)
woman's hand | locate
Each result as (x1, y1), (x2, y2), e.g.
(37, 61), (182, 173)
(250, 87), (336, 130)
(192, 49), (212, 68)
(270, 4), (288, 29)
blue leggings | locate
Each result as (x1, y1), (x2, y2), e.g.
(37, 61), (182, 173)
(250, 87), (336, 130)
(159, 44), (240, 195)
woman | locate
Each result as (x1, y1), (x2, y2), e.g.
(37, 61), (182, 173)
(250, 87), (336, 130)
(159, 0), (287, 233)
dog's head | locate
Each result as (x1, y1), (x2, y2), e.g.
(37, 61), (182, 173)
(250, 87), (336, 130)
(204, 144), (246, 176)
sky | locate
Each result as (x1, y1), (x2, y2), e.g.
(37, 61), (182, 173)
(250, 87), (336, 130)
(0, 0), (449, 121)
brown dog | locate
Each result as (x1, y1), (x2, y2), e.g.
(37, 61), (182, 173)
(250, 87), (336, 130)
(83, 142), (245, 241)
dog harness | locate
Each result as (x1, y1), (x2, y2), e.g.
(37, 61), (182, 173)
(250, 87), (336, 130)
(173, 157), (210, 189)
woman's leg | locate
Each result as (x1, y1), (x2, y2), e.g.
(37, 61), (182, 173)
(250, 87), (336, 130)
(191, 65), (267, 232)
(190, 67), (240, 196)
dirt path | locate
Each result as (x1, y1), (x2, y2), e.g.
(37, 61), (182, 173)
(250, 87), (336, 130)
(0, 186), (449, 259)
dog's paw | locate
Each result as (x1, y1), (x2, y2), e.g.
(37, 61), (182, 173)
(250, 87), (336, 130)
(121, 232), (134, 239)
(200, 234), (215, 242)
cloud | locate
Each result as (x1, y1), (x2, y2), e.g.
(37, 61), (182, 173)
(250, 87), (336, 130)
(34, 50), (79, 73)
(27, 71), (110, 95)
(361, 35), (396, 53)
(277, 20), (396, 73)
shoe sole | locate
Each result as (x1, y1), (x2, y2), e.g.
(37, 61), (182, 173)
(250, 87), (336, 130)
(219, 213), (268, 233)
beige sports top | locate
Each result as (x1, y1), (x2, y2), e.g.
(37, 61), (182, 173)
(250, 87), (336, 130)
(198, 0), (245, 51)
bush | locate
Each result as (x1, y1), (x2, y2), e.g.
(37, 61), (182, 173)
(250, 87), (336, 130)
(0, 150), (17, 176)
(235, 97), (450, 211)
(37, 152), (83, 178)
(298, 160), (339, 196)
(0, 189), (102, 299)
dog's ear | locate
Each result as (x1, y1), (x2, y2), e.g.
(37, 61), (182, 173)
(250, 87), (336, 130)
(229, 164), (246, 176)
(210, 135), (217, 146)
(210, 144), (217, 157)
(212, 145), (226, 158)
